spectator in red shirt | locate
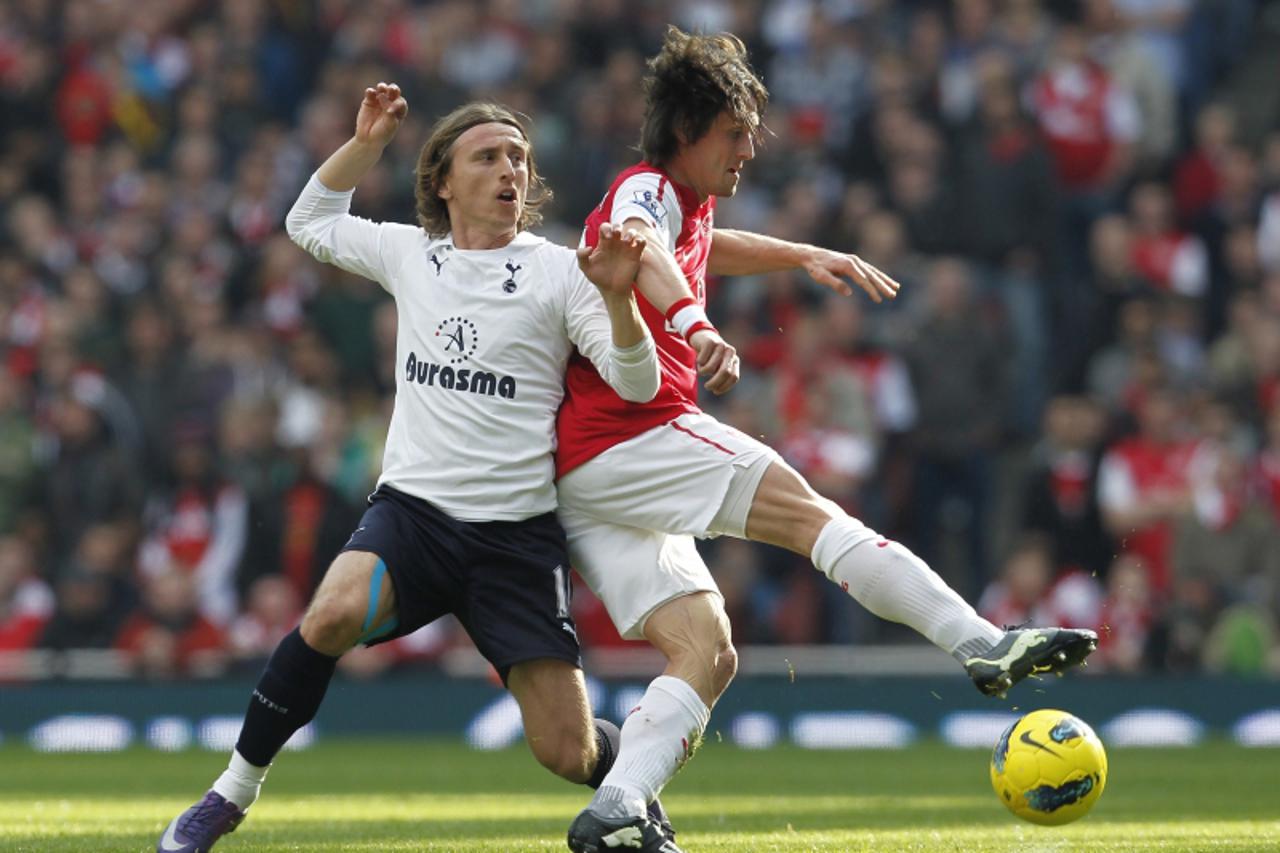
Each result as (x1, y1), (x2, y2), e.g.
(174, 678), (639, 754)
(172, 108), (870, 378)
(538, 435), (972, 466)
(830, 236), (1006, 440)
(116, 566), (227, 678)
(0, 536), (52, 651)
(1027, 21), (1142, 280)
(770, 309), (877, 512)
(1027, 23), (1140, 195)
(1098, 386), (1197, 594)
(1174, 102), (1236, 224)
(225, 574), (302, 665)
(137, 422), (247, 627)
(978, 535), (1059, 629)
(1096, 552), (1156, 672)
(1128, 181), (1208, 298)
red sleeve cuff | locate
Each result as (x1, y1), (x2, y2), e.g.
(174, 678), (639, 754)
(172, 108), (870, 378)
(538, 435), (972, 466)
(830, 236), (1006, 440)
(684, 320), (716, 341)
(665, 297), (697, 323)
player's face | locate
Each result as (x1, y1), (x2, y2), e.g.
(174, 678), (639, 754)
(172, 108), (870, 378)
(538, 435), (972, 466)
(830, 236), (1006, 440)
(680, 110), (757, 200)
(438, 122), (530, 238)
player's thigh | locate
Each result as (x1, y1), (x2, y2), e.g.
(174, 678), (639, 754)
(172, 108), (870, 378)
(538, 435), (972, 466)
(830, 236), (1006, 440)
(302, 550), (398, 653)
(460, 513), (582, 683)
(339, 485), (490, 657)
(507, 658), (594, 780)
(743, 458), (846, 556)
(558, 413), (777, 537)
(561, 505), (719, 641)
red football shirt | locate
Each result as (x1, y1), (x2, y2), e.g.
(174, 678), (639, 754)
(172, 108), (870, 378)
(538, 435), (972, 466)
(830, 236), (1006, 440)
(556, 163), (715, 477)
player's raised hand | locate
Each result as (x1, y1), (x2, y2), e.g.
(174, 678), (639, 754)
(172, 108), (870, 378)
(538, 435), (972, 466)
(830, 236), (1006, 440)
(690, 329), (739, 395)
(355, 82), (408, 148)
(577, 222), (647, 297)
(802, 247), (901, 303)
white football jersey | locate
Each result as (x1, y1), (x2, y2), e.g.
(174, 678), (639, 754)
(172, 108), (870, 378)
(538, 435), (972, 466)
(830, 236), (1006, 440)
(287, 175), (656, 521)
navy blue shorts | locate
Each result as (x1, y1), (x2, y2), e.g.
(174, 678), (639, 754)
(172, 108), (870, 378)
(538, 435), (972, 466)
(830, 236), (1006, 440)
(341, 485), (581, 682)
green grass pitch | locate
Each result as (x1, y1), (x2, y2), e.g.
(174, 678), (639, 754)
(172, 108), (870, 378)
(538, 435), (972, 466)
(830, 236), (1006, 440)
(2, 738), (1277, 851)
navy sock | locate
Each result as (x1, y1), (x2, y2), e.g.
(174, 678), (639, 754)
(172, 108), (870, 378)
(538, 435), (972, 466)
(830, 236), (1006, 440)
(235, 628), (338, 767)
(585, 718), (620, 789)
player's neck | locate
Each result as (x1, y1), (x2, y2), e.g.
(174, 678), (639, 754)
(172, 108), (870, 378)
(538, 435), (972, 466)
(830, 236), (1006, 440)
(450, 221), (518, 250)
(661, 160), (707, 204)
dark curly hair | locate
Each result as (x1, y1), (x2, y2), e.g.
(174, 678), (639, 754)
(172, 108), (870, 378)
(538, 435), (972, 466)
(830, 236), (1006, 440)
(414, 103), (551, 236)
(640, 26), (769, 166)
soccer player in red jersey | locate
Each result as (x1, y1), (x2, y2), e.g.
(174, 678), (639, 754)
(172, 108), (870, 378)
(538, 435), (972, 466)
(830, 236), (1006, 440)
(562, 29), (1099, 852)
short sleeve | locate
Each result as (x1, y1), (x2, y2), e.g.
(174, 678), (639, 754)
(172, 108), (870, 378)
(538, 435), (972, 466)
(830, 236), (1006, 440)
(609, 172), (683, 251)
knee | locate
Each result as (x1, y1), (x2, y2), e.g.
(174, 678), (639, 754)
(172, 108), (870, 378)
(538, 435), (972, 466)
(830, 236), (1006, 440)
(529, 731), (593, 783)
(699, 616), (737, 700)
(647, 594), (737, 705)
(668, 627), (735, 706)
(299, 593), (363, 654)
(713, 641), (738, 697)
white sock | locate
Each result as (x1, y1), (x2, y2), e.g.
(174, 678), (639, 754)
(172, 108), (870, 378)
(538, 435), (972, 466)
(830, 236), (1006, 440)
(590, 675), (710, 820)
(811, 517), (1003, 661)
(211, 749), (270, 810)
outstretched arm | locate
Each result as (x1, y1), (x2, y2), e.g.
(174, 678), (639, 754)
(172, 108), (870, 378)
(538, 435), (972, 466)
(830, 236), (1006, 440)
(285, 83), (412, 289)
(709, 228), (900, 303)
(316, 82), (408, 191)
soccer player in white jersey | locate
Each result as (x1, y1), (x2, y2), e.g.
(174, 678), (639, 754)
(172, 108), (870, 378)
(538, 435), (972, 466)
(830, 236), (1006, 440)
(562, 29), (1099, 852)
(158, 84), (670, 853)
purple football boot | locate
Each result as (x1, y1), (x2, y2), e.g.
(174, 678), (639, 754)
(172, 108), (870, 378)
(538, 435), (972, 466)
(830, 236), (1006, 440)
(156, 790), (246, 852)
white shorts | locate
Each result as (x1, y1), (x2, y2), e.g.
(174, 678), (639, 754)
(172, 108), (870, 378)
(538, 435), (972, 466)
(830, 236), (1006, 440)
(557, 413), (779, 638)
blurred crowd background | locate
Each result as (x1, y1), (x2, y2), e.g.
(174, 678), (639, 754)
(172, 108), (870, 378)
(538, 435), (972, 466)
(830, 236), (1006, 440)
(2, 0), (1280, 682)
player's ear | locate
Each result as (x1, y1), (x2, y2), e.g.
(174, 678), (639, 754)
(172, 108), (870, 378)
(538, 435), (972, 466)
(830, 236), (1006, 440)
(437, 179), (452, 201)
